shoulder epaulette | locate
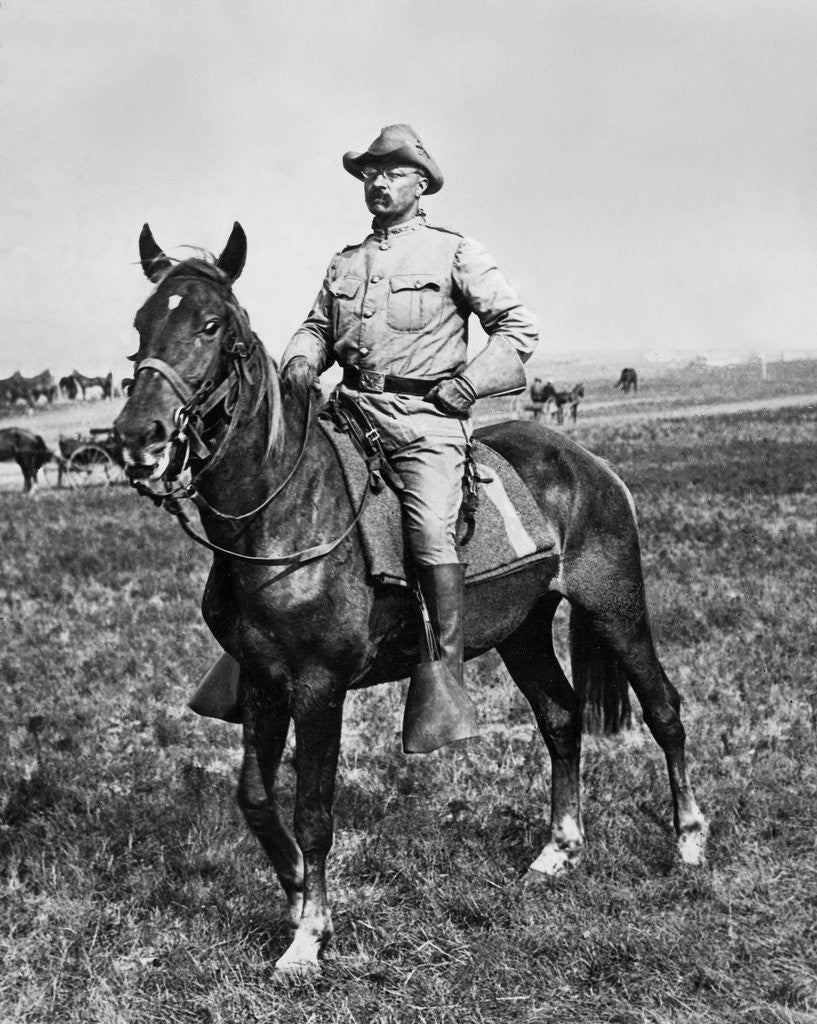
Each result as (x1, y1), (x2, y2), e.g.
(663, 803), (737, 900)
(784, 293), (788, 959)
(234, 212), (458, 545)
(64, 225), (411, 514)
(329, 243), (362, 274)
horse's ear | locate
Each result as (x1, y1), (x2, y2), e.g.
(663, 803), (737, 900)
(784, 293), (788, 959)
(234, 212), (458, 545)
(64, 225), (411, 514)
(139, 224), (172, 282)
(216, 222), (247, 283)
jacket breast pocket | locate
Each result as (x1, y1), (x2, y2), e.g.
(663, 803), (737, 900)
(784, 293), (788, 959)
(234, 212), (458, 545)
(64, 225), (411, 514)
(328, 277), (362, 335)
(386, 274), (442, 333)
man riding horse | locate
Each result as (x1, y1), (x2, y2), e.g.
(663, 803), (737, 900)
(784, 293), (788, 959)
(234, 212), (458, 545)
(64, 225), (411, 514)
(280, 124), (538, 752)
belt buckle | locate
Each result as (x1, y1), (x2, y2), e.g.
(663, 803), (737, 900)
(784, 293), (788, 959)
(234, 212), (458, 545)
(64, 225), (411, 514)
(358, 369), (386, 393)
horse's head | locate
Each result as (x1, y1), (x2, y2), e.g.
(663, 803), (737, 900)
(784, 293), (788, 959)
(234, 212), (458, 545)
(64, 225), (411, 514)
(114, 222), (250, 480)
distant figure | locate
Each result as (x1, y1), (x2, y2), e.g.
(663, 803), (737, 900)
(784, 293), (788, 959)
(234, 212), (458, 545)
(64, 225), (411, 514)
(59, 374), (79, 400)
(0, 427), (54, 492)
(527, 377), (556, 421)
(552, 383), (584, 425)
(615, 367), (638, 394)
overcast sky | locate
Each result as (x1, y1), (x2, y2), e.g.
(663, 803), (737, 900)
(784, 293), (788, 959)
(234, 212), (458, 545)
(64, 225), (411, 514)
(2, 0), (816, 377)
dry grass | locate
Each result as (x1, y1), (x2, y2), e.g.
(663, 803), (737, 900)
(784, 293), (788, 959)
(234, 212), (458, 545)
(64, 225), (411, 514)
(2, 390), (817, 1022)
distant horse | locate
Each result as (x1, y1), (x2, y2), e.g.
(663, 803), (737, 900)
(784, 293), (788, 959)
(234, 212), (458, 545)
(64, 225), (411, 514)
(72, 370), (114, 400)
(59, 374), (79, 400)
(0, 372), (32, 407)
(114, 222), (707, 979)
(1, 370), (58, 405)
(615, 367), (638, 394)
(525, 379), (556, 421)
(21, 369), (59, 404)
(552, 383), (585, 425)
(0, 427), (54, 492)
(0, 373), (21, 405)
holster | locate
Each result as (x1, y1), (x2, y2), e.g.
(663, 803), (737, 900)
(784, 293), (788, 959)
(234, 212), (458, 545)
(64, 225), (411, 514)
(322, 389), (405, 494)
(323, 389), (486, 549)
(459, 441), (479, 547)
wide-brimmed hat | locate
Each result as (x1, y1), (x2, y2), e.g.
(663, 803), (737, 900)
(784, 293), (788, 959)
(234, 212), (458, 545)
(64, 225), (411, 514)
(342, 124), (443, 194)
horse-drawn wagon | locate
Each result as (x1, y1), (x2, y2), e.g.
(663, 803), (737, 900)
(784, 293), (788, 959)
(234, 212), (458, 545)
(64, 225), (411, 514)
(58, 427), (127, 488)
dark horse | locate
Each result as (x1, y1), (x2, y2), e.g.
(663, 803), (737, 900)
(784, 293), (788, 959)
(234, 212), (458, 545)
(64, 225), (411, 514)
(59, 374), (79, 400)
(114, 223), (707, 979)
(72, 370), (114, 400)
(24, 369), (59, 404)
(0, 427), (54, 492)
(552, 382), (585, 425)
(616, 367), (638, 394)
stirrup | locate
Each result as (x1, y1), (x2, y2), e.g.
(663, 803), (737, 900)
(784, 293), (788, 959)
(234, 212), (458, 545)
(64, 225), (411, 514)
(402, 660), (480, 754)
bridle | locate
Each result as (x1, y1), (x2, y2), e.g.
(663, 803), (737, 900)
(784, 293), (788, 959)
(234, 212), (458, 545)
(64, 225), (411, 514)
(127, 276), (373, 573)
(129, 320), (259, 487)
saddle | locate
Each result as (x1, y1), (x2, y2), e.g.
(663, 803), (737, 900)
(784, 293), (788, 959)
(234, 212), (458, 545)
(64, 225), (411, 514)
(188, 395), (558, 722)
(319, 392), (556, 587)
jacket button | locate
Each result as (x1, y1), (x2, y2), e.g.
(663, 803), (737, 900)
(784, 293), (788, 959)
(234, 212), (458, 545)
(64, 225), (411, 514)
(363, 309), (374, 318)
(370, 275), (381, 283)
(360, 347), (370, 356)
(379, 242), (390, 251)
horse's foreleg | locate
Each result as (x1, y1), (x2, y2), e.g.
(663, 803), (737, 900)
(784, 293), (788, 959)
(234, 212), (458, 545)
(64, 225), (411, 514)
(237, 692), (304, 929)
(274, 670), (345, 979)
(591, 607), (708, 865)
(497, 598), (584, 877)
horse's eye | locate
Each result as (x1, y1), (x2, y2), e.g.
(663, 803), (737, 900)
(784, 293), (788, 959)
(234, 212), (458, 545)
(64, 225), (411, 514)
(201, 320), (220, 337)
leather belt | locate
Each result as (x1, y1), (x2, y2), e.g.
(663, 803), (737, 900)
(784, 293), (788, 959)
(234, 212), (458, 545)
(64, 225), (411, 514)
(343, 366), (437, 397)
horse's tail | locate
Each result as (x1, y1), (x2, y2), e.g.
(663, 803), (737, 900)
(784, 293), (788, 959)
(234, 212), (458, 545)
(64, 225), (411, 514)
(569, 607), (631, 735)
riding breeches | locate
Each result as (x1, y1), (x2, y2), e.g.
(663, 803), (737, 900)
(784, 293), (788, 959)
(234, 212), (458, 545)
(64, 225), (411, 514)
(340, 386), (470, 566)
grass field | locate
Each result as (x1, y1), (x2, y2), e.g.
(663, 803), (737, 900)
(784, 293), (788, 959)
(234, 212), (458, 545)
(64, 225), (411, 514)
(1, 380), (817, 1023)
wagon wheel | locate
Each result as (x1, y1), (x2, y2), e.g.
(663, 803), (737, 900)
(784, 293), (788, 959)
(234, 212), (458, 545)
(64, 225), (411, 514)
(66, 445), (125, 488)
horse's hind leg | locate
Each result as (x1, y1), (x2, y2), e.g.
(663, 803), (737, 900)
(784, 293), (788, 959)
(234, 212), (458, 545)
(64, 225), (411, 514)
(497, 595), (585, 876)
(583, 601), (708, 865)
(237, 687), (305, 929)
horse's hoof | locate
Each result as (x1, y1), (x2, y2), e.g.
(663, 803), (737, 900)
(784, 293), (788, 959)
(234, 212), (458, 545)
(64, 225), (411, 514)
(678, 824), (708, 867)
(526, 843), (582, 878)
(272, 958), (320, 986)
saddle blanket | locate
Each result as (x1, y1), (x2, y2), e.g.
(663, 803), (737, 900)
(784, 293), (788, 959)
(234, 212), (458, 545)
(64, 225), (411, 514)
(319, 419), (556, 587)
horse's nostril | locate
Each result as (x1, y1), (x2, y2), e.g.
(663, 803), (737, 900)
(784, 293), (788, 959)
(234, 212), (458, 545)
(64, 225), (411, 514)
(146, 420), (167, 445)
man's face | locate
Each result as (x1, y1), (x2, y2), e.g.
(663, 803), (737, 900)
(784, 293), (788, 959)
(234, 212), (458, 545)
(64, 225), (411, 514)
(362, 164), (426, 222)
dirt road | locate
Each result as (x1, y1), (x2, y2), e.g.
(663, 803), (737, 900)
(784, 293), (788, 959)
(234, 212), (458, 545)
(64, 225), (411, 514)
(574, 391), (817, 427)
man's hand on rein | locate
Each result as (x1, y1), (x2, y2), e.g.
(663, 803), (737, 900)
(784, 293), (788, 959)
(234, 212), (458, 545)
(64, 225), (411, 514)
(426, 376), (477, 418)
(282, 357), (322, 398)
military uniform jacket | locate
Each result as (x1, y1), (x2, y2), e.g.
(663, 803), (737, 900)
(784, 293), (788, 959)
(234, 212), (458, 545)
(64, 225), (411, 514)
(283, 214), (538, 380)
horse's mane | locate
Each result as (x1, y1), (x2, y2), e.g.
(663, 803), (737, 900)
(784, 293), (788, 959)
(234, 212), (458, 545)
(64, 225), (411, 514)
(158, 257), (284, 462)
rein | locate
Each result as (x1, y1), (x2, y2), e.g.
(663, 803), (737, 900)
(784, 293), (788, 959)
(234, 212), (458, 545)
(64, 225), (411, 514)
(153, 463), (371, 576)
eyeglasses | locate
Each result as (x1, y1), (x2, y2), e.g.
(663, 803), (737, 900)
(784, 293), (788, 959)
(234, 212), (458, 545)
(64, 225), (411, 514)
(359, 166), (420, 183)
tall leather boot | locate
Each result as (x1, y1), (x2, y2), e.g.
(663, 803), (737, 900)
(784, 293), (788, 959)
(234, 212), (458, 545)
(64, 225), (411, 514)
(402, 562), (480, 754)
